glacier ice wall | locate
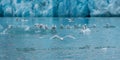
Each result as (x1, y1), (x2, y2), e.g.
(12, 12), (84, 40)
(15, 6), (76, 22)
(88, 0), (120, 17)
(0, 0), (53, 17)
(53, 0), (89, 17)
(0, 0), (120, 17)
(70, 0), (89, 17)
(12, 0), (53, 17)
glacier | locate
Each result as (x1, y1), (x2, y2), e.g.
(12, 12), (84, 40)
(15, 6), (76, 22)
(52, 0), (89, 17)
(0, 0), (120, 17)
(88, 0), (120, 17)
(12, 0), (53, 17)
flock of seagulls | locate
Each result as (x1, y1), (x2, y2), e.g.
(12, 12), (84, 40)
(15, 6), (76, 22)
(0, 18), (116, 40)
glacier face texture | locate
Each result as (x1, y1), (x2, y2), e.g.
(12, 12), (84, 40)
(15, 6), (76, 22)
(12, 0), (53, 17)
(53, 0), (89, 17)
(0, 0), (53, 17)
(88, 0), (120, 17)
(0, 0), (120, 17)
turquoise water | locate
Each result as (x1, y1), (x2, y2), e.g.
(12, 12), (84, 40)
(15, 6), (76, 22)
(0, 17), (120, 60)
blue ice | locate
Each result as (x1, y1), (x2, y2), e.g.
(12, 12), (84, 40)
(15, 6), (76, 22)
(0, 0), (120, 17)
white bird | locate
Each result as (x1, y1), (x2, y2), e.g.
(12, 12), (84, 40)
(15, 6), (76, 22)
(25, 26), (30, 31)
(80, 24), (91, 34)
(43, 25), (48, 30)
(1, 29), (8, 34)
(67, 18), (74, 22)
(101, 48), (107, 53)
(64, 35), (76, 39)
(1, 25), (13, 34)
(8, 25), (13, 29)
(21, 19), (28, 22)
(80, 28), (91, 33)
(50, 35), (64, 40)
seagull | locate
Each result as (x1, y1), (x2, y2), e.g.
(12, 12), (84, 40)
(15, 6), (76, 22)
(21, 19), (28, 22)
(64, 35), (76, 39)
(66, 18), (74, 22)
(50, 35), (76, 40)
(1, 29), (7, 34)
(101, 48), (107, 53)
(8, 25), (13, 29)
(1, 25), (13, 34)
(25, 26), (30, 31)
(50, 35), (64, 40)
(80, 24), (91, 34)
